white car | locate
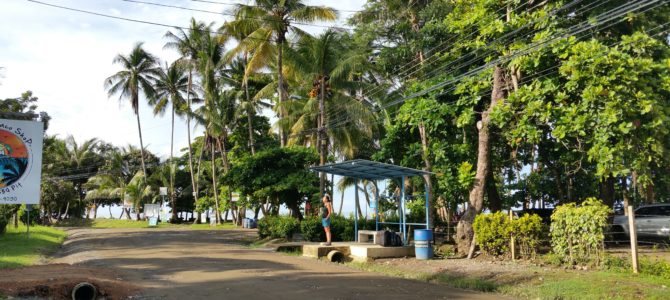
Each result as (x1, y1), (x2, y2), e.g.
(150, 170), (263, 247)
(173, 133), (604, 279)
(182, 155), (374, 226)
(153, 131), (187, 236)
(611, 204), (670, 239)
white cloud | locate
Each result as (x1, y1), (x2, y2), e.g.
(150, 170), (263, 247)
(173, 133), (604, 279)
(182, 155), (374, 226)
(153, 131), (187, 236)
(0, 0), (365, 162)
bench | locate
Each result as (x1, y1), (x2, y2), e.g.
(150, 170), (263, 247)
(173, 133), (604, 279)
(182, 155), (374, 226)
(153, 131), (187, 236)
(357, 230), (386, 245)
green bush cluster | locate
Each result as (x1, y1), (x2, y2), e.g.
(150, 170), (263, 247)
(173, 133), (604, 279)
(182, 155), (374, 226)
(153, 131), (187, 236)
(300, 217), (324, 242)
(0, 204), (19, 235)
(604, 255), (670, 279)
(473, 211), (544, 258)
(18, 205), (38, 226)
(257, 216), (300, 239)
(474, 212), (510, 256)
(512, 214), (544, 259)
(550, 198), (611, 265)
(260, 215), (379, 242)
(0, 217), (7, 235)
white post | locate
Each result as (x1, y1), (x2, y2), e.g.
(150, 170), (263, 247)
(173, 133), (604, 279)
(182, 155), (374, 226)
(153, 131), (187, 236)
(627, 205), (639, 274)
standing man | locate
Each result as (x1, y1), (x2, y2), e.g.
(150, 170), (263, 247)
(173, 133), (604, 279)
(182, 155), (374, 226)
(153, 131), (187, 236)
(321, 194), (333, 246)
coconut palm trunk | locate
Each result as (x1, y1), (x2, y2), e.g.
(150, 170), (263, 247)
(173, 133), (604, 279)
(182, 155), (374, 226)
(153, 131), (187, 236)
(277, 38), (288, 147)
(244, 52), (256, 155)
(318, 76), (327, 196)
(186, 69), (200, 223)
(170, 103), (177, 222)
(134, 107), (148, 183)
(210, 139), (221, 224)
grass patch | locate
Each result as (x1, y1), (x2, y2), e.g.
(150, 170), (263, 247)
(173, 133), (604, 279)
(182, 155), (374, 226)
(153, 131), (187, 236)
(348, 259), (670, 299)
(0, 225), (67, 269)
(346, 262), (499, 293)
(55, 219), (238, 230)
(504, 270), (670, 300)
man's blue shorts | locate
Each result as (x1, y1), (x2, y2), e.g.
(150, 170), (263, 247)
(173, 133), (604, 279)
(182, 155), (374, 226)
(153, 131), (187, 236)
(322, 217), (331, 228)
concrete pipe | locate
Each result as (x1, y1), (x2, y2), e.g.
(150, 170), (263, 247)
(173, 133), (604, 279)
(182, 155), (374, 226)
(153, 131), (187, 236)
(327, 250), (345, 263)
(72, 282), (97, 300)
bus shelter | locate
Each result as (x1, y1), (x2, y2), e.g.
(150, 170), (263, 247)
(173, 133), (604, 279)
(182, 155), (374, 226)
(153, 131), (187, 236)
(311, 159), (433, 245)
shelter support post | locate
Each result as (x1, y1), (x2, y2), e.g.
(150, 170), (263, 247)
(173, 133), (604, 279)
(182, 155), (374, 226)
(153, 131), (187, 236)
(424, 181), (430, 229)
(375, 180), (380, 231)
(354, 179), (359, 242)
(400, 176), (406, 245)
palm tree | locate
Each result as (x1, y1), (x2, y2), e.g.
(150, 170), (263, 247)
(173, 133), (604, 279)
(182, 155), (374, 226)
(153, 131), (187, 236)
(62, 136), (99, 218)
(289, 30), (378, 193)
(150, 61), (192, 222)
(125, 171), (154, 221)
(104, 42), (159, 182)
(193, 28), (227, 224)
(230, 0), (337, 147)
(164, 19), (207, 219)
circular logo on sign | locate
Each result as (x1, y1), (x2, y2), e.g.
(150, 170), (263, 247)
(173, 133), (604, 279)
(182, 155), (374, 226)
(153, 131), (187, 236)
(0, 129), (29, 187)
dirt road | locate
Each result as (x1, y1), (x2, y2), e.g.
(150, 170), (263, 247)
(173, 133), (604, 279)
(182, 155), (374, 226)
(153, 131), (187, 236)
(44, 228), (500, 299)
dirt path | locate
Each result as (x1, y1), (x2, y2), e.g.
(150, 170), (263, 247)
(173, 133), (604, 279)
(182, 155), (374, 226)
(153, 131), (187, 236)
(38, 228), (501, 299)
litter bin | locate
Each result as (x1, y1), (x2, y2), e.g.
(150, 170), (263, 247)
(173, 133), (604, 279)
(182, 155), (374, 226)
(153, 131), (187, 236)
(414, 229), (433, 260)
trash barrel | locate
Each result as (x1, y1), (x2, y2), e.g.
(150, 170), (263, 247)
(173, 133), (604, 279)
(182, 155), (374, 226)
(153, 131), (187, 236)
(242, 218), (249, 228)
(414, 229), (433, 260)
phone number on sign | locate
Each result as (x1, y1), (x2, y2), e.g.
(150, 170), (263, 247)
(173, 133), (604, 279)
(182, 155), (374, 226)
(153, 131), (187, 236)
(1, 196), (18, 202)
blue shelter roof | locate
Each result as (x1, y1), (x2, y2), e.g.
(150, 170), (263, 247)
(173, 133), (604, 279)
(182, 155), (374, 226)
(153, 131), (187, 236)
(310, 159), (432, 180)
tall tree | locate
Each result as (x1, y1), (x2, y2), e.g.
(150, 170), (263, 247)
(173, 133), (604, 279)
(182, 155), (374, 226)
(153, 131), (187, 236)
(150, 61), (192, 222)
(164, 19), (207, 221)
(231, 0), (337, 147)
(104, 42), (159, 184)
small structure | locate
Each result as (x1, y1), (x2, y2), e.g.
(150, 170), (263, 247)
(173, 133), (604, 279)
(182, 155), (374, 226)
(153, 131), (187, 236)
(311, 159), (433, 245)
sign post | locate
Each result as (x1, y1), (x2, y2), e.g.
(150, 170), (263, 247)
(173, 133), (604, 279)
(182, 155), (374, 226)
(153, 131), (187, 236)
(0, 119), (44, 238)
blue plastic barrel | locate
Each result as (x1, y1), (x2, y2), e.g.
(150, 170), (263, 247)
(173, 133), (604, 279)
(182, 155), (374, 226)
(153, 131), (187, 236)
(414, 229), (434, 260)
(250, 219), (257, 229)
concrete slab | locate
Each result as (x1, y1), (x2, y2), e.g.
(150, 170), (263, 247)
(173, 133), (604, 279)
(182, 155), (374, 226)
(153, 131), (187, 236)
(349, 244), (415, 262)
(301, 242), (414, 261)
(302, 243), (352, 258)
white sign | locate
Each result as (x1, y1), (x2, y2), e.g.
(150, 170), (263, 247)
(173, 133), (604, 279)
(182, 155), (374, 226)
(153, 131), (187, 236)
(0, 119), (44, 204)
(159, 187), (168, 196)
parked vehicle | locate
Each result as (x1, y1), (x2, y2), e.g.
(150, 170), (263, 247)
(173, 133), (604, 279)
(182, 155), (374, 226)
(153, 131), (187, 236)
(611, 204), (670, 239)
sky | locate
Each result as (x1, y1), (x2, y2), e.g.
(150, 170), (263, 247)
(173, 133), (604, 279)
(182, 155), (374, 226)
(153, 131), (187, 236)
(0, 0), (369, 218)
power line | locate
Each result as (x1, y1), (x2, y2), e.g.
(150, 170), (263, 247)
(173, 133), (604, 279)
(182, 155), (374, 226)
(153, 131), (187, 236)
(188, 0), (362, 13)
(316, 1), (670, 133)
(24, 0), (324, 45)
(121, 0), (354, 30)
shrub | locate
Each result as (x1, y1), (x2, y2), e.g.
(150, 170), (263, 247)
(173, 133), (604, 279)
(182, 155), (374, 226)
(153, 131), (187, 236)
(510, 213), (544, 259)
(257, 216), (300, 239)
(0, 216), (7, 235)
(257, 216), (276, 238)
(550, 198), (610, 265)
(300, 216), (324, 242)
(274, 216), (300, 239)
(473, 212), (510, 256)
(18, 205), (38, 226)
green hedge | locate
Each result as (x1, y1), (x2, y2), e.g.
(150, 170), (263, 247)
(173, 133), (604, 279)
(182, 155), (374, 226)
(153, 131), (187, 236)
(473, 211), (545, 259)
(260, 215), (379, 242)
(550, 198), (610, 265)
(258, 216), (300, 239)
(18, 205), (38, 226)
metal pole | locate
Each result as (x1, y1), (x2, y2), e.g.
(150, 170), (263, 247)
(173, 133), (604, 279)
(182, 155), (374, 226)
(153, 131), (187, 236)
(26, 205), (31, 239)
(354, 179), (359, 242)
(400, 176), (406, 245)
(375, 180), (380, 231)
(424, 182), (430, 229)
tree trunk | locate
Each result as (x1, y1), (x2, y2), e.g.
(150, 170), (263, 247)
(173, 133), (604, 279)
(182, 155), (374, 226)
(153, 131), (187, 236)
(211, 141), (221, 224)
(456, 66), (505, 256)
(186, 68), (200, 223)
(600, 175), (615, 208)
(108, 205), (113, 219)
(277, 37), (288, 147)
(486, 165), (501, 212)
(318, 76), (327, 196)
(338, 189), (345, 216)
(93, 201), (98, 219)
(135, 110), (148, 184)
(418, 123), (434, 228)
(244, 52), (256, 155)
(169, 103), (177, 222)
(63, 201), (70, 220)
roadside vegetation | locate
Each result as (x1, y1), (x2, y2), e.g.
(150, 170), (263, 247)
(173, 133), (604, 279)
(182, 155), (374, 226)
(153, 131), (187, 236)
(54, 219), (237, 230)
(0, 225), (66, 269)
